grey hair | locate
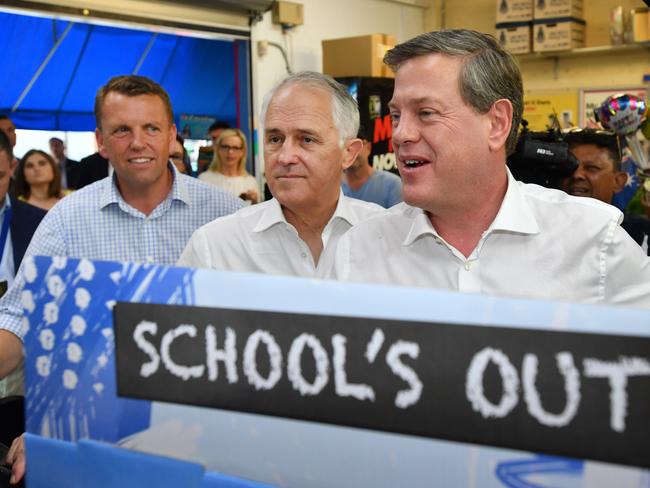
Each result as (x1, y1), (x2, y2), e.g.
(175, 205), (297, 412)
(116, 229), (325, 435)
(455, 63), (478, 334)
(260, 71), (359, 147)
(384, 29), (523, 156)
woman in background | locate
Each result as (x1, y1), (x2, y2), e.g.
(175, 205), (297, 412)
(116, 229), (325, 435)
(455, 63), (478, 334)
(14, 149), (65, 211)
(199, 128), (258, 203)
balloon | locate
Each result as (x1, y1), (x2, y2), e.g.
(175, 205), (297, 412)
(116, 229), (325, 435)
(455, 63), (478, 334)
(594, 94), (646, 135)
(594, 94), (648, 170)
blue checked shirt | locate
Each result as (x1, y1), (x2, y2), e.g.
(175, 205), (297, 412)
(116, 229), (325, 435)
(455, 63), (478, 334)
(0, 164), (244, 339)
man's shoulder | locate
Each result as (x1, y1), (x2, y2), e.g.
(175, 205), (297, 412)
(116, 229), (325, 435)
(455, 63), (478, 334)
(342, 194), (385, 216)
(345, 201), (414, 234)
(194, 198), (272, 234)
(519, 182), (622, 222)
(374, 170), (401, 185)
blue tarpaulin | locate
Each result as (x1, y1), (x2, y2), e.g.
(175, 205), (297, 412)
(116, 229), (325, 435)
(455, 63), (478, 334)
(0, 11), (245, 132)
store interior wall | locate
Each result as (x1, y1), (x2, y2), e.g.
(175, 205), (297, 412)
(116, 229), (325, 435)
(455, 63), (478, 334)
(429, 0), (649, 91)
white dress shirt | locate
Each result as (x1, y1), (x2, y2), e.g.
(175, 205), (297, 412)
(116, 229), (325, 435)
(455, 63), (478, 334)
(179, 192), (384, 278)
(334, 171), (650, 308)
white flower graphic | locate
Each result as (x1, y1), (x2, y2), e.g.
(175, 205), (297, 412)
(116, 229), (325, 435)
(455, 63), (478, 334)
(77, 259), (95, 281)
(23, 256), (37, 283)
(75, 288), (91, 310)
(36, 355), (52, 377)
(66, 342), (83, 363)
(47, 275), (66, 298)
(70, 315), (87, 336)
(52, 256), (67, 270)
(39, 329), (56, 351)
(43, 302), (59, 325)
(21, 291), (35, 314)
(63, 369), (78, 390)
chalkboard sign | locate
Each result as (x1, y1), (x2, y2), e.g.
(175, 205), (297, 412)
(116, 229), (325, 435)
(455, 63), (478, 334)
(114, 302), (650, 468)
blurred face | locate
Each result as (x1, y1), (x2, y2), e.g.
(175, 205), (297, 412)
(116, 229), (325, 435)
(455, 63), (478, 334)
(24, 153), (55, 185)
(0, 118), (16, 148)
(49, 139), (65, 160)
(264, 84), (360, 213)
(560, 144), (626, 204)
(0, 150), (11, 203)
(389, 54), (495, 213)
(217, 136), (244, 171)
(96, 92), (176, 197)
(170, 139), (186, 174)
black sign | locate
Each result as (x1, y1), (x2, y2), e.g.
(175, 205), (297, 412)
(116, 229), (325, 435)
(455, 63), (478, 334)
(113, 302), (650, 468)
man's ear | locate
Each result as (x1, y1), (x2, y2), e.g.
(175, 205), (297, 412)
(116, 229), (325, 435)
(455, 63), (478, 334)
(342, 138), (363, 171)
(487, 99), (513, 153)
(613, 171), (628, 194)
(95, 128), (108, 159)
(169, 124), (178, 154)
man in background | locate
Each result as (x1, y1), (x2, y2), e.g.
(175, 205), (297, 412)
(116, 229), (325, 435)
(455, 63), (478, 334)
(49, 137), (81, 190)
(561, 128), (650, 254)
(342, 125), (402, 208)
(179, 71), (383, 277)
(334, 29), (649, 307)
(0, 116), (18, 170)
(0, 75), (243, 484)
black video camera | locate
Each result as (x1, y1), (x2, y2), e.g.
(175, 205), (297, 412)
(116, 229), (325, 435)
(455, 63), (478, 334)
(507, 120), (579, 189)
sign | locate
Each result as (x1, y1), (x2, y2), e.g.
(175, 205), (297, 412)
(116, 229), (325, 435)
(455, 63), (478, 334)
(523, 90), (580, 131)
(114, 302), (650, 468)
(22, 256), (650, 487)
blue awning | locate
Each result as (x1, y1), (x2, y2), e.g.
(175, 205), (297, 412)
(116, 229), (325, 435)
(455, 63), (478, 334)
(0, 11), (243, 132)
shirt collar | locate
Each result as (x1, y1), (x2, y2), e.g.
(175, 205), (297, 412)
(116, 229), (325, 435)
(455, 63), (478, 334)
(99, 162), (188, 211)
(253, 190), (355, 233)
(403, 168), (540, 246)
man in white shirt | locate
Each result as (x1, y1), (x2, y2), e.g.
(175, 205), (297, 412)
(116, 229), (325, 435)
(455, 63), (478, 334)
(179, 71), (383, 277)
(334, 29), (650, 307)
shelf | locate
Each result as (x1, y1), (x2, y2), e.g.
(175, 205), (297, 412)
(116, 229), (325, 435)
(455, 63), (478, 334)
(515, 42), (650, 61)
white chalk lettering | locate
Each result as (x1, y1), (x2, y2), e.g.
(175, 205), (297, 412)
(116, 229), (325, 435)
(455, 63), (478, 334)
(466, 347), (519, 418)
(385, 340), (422, 409)
(205, 325), (238, 383)
(332, 334), (375, 401)
(583, 356), (650, 432)
(133, 320), (160, 378)
(243, 330), (282, 390)
(365, 328), (385, 364)
(523, 352), (580, 427)
(287, 333), (329, 396)
(160, 324), (205, 381)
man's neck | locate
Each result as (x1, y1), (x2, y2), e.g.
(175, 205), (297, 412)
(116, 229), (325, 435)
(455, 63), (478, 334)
(282, 198), (339, 265)
(344, 163), (373, 191)
(428, 174), (508, 258)
(117, 169), (174, 216)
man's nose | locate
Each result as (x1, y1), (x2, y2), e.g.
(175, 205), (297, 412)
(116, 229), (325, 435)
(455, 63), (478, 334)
(392, 114), (418, 146)
(130, 129), (146, 149)
(572, 165), (587, 180)
(276, 140), (299, 165)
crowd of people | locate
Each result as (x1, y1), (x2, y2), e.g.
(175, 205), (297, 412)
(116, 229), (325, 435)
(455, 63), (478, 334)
(0, 28), (649, 485)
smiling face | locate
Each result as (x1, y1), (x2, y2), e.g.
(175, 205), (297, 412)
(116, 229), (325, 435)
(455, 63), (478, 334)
(24, 151), (55, 186)
(389, 53), (503, 215)
(264, 84), (359, 214)
(95, 92), (176, 202)
(560, 143), (626, 204)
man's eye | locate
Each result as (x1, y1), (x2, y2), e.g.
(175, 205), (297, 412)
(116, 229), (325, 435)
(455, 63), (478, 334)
(267, 135), (282, 144)
(390, 112), (400, 123)
(303, 136), (314, 144)
(147, 126), (160, 133)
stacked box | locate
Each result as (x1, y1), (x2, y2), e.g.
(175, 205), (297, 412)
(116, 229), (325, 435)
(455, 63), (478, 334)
(496, 0), (533, 23)
(496, 22), (532, 54)
(631, 8), (650, 42)
(322, 34), (396, 79)
(533, 17), (586, 52)
(534, 0), (583, 20)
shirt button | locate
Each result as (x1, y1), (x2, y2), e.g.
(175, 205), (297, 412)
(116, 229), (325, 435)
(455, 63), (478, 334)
(464, 262), (471, 271)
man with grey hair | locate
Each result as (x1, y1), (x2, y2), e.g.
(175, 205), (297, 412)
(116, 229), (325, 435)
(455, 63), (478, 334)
(334, 29), (650, 307)
(179, 71), (383, 277)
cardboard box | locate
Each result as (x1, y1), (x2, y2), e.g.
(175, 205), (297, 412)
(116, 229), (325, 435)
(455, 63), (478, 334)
(496, 0), (533, 23)
(534, 0), (583, 20)
(496, 22), (532, 54)
(322, 34), (396, 79)
(533, 18), (585, 52)
(631, 8), (650, 43)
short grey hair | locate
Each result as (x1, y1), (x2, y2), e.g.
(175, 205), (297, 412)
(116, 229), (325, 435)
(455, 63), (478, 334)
(384, 29), (523, 156)
(260, 71), (359, 147)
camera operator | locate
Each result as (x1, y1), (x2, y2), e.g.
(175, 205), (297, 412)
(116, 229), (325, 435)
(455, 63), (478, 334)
(560, 128), (650, 255)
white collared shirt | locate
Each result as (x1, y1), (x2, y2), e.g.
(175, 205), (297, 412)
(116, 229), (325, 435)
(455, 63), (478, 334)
(334, 171), (650, 308)
(178, 192), (384, 278)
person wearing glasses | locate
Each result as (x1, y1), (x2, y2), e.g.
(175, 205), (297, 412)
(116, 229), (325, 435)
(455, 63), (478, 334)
(170, 134), (193, 176)
(561, 128), (650, 255)
(199, 128), (259, 204)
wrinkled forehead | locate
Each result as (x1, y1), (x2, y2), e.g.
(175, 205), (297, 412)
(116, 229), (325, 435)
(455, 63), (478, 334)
(265, 83), (334, 125)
